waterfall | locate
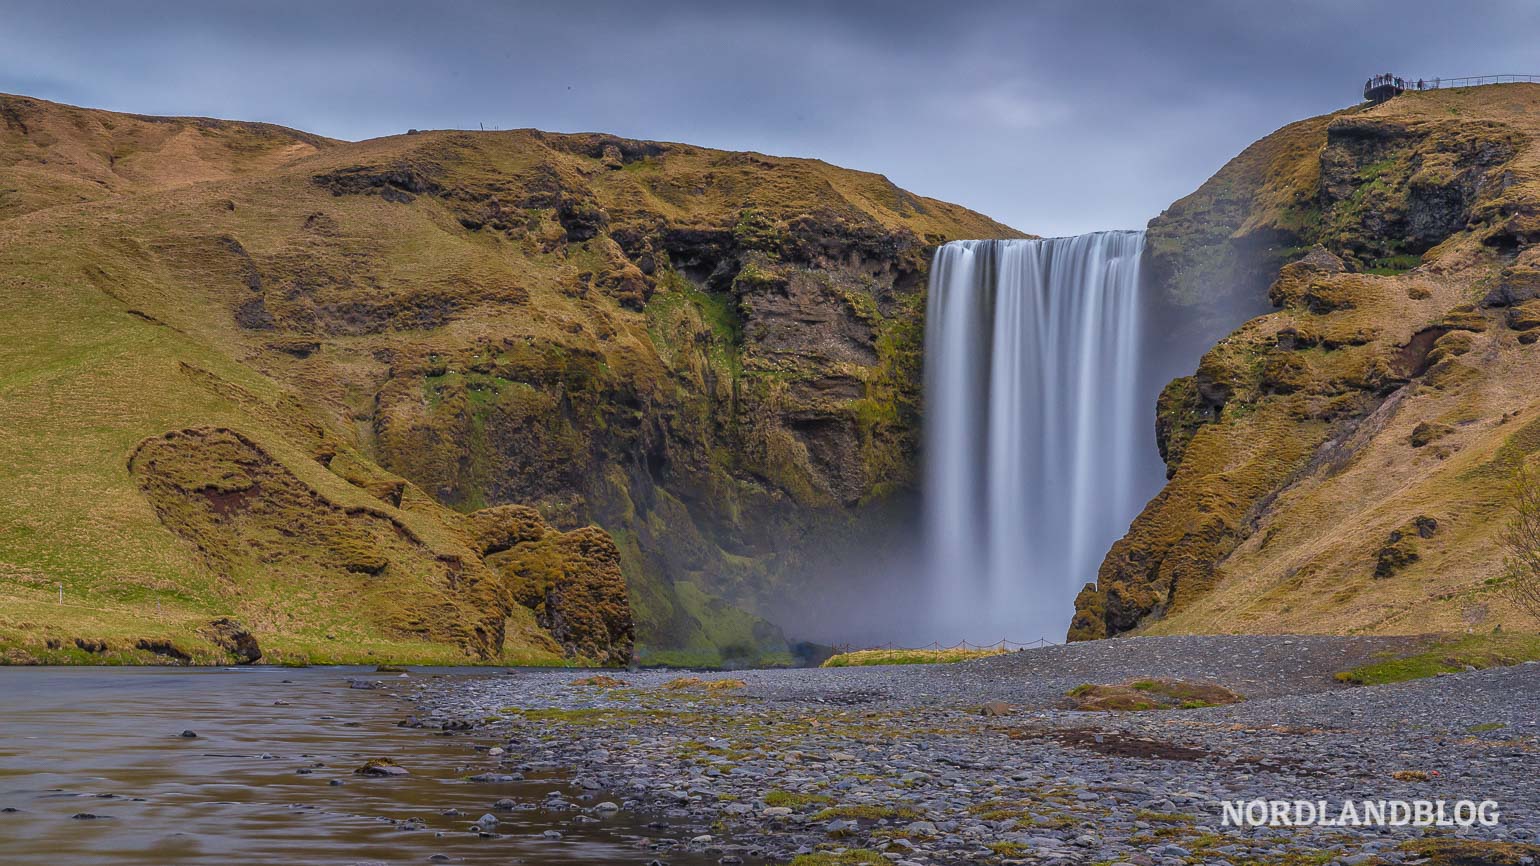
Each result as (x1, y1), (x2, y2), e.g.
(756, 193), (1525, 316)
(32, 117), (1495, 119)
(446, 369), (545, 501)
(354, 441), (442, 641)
(922, 231), (1152, 642)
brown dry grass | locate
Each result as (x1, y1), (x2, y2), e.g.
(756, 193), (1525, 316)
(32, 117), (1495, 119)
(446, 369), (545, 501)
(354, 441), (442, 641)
(1100, 84), (1540, 639)
(0, 92), (335, 219)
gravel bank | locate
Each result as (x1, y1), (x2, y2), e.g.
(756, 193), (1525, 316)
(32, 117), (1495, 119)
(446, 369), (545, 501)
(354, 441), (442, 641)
(401, 635), (1540, 865)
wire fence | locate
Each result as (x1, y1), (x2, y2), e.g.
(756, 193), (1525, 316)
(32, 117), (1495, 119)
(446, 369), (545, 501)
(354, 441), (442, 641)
(1426, 74), (1540, 88)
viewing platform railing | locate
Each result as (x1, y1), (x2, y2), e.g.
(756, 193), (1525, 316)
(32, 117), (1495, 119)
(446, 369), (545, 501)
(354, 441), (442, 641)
(1366, 73), (1540, 102)
(1426, 74), (1540, 88)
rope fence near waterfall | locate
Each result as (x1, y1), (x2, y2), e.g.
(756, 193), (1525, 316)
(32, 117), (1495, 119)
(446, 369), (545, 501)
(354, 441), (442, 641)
(820, 636), (1062, 667)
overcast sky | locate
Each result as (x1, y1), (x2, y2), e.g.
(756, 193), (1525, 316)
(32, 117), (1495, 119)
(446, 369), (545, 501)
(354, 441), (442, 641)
(2, 1), (1536, 236)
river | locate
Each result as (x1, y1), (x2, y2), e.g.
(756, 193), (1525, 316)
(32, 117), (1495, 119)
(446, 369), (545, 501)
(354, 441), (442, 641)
(0, 666), (719, 865)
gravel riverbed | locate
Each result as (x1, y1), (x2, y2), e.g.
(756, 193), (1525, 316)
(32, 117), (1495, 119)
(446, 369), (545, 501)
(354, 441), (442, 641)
(400, 635), (1540, 865)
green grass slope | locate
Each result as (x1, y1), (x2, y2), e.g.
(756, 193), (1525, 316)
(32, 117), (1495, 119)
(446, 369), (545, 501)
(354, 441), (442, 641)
(0, 94), (1023, 666)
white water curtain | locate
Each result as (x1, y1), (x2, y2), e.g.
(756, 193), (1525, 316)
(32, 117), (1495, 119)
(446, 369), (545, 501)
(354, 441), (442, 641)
(923, 232), (1147, 643)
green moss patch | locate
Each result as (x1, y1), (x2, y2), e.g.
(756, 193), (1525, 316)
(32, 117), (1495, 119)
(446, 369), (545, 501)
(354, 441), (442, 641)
(812, 804), (920, 822)
(789, 850), (887, 866)
(765, 789), (835, 809)
(1335, 633), (1540, 685)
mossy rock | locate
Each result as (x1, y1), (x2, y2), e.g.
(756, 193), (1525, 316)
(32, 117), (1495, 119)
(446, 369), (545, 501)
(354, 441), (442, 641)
(1440, 306), (1490, 333)
(1410, 421), (1454, 448)
(1426, 330), (1476, 365)
(462, 503), (550, 556)
(1423, 359), (1481, 391)
(1301, 277), (1360, 314)
(1486, 262), (1540, 306)
(1506, 300), (1540, 331)
(488, 526), (634, 666)
(1059, 679), (1243, 711)
(1261, 353), (1312, 395)
(1374, 517), (1436, 578)
(354, 758), (409, 777)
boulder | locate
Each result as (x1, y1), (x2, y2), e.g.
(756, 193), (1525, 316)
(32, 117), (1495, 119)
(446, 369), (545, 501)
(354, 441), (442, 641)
(1507, 300), (1540, 331)
(355, 758), (409, 777)
(201, 618), (261, 664)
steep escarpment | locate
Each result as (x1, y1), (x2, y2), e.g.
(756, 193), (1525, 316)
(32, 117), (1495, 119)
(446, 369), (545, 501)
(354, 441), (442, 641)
(245, 129), (1021, 664)
(1073, 84), (1540, 640)
(0, 94), (1020, 666)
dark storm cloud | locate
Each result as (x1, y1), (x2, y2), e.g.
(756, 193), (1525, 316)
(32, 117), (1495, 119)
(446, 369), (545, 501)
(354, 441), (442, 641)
(2, 0), (1536, 234)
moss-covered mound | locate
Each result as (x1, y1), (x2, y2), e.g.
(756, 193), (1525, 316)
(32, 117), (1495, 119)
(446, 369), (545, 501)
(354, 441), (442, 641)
(130, 426), (518, 658)
(1060, 679), (1244, 711)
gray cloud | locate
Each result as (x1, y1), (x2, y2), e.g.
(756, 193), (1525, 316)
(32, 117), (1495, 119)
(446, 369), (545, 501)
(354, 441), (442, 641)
(2, 0), (1536, 235)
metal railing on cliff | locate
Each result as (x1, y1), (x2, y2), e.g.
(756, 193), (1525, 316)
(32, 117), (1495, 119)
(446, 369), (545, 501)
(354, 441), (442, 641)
(1365, 73), (1540, 102)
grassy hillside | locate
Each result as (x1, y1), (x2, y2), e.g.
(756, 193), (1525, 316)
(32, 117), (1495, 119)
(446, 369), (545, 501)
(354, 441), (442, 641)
(0, 93), (1021, 666)
(1074, 84), (1540, 640)
(0, 93), (334, 220)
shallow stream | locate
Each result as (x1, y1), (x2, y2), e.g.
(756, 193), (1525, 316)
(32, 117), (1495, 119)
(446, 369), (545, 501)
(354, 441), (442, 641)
(0, 666), (715, 865)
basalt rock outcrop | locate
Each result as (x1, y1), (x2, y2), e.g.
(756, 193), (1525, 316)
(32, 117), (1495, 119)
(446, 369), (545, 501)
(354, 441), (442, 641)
(1073, 84), (1540, 641)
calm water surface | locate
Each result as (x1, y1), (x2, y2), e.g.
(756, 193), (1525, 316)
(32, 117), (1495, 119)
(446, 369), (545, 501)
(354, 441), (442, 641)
(0, 666), (716, 865)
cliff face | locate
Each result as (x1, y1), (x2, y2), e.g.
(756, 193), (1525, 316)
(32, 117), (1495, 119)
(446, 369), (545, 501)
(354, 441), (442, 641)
(314, 131), (1021, 662)
(0, 93), (1020, 666)
(1073, 84), (1540, 641)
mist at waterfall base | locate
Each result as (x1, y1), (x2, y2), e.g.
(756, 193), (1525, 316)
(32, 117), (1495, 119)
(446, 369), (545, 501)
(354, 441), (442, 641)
(914, 230), (1160, 644)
